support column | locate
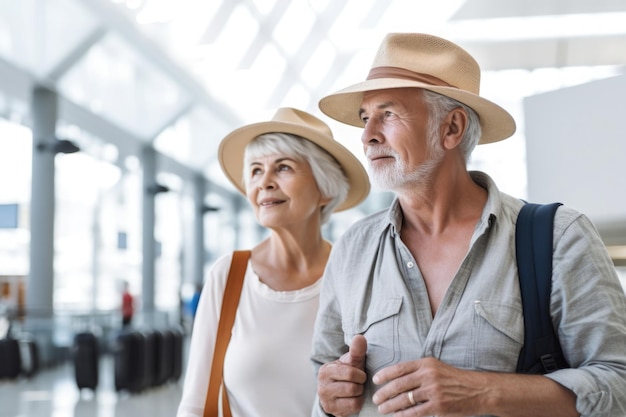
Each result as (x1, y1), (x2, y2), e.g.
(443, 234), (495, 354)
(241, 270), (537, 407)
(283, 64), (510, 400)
(27, 86), (58, 367)
(141, 145), (157, 315)
(192, 174), (205, 287)
(27, 86), (57, 317)
(232, 195), (243, 249)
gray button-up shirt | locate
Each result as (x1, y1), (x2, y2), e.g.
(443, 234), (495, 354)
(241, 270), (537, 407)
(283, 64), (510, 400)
(311, 171), (626, 417)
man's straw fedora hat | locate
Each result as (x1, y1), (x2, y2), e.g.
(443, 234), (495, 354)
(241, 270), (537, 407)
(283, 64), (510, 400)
(319, 33), (516, 144)
(218, 107), (370, 212)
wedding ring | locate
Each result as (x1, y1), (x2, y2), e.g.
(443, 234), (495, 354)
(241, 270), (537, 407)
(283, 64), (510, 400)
(407, 390), (416, 406)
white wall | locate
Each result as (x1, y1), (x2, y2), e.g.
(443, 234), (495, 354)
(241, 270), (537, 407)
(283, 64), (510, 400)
(523, 74), (626, 245)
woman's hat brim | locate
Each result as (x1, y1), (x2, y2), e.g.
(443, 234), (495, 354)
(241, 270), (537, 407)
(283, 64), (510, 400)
(218, 118), (370, 212)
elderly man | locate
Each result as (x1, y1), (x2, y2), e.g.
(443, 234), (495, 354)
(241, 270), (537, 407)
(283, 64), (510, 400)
(311, 33), (626, 417)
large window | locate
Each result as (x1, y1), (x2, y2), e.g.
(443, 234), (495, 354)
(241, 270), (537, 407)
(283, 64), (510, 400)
(53, 131), (142, 312)
(0, 119), (31, 316)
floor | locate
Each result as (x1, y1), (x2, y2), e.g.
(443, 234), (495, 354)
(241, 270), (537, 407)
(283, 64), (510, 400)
(0, 355), (184, 417)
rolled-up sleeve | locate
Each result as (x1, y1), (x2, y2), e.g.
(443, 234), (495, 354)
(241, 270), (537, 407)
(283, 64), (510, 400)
(546, 210), (626, 417)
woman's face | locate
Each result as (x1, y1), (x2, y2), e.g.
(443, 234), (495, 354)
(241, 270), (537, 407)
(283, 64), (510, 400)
(245, 154), (329, 229)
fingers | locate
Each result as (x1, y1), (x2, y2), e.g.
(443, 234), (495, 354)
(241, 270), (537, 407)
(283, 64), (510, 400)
(319, 395), (365, 417)
(319, 335), (368, 387)
(373, 358), (417, 385)
(372, 360), (425, 414)
(318, 364), (366, 417)
(317, 335), (369, 416)
(318, 364), (366, 395)
(372, 371), (417, 407)
(338, 334), (367, 369)
(376, 389), (425, 415)
(373, 358), (473, 416)
(319, 360), (367, 386)
(317, 362), (366, 416)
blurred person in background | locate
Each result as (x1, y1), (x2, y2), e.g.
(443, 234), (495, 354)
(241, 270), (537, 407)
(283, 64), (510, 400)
(120, 280), (134, 328)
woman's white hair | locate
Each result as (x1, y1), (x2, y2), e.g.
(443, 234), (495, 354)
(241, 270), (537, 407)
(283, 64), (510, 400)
(422, 89), (482, 162)
(243, 132), (350, 224)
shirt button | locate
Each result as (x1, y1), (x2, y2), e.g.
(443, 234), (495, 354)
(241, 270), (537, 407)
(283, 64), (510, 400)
(407, 261), (414, 268)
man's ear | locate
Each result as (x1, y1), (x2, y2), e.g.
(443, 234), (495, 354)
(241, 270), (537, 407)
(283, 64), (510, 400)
(442, 107), (468, 150)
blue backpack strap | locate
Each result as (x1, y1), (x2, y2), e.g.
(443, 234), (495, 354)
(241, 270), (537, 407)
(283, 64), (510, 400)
(515, 202), (569, 374)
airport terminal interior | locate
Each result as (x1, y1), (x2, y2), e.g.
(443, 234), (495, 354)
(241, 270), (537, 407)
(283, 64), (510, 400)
(1, 0), (626, 416)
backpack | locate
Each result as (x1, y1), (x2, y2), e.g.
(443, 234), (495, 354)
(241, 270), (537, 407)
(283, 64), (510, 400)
(515, 202), (570, 374)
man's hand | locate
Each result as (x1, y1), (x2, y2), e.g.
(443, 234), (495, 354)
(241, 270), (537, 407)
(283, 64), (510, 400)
(372, 357), (488, 417)
(317, 335), (368, 417)
(372, 357), (578, 417)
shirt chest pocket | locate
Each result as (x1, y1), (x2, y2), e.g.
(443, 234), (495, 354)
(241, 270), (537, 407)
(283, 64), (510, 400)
(343, 297), (403, 373)
(469, 300), (524, 371)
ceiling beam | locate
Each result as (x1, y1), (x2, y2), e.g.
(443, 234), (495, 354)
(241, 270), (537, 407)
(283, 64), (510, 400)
(452, 0), (626, 20)
(58, 96), (143, 159)
(46, 26), (108, 82)
(81, 0), (242, 128)
(266, 1), (350, 108)
(461, 35), (626, 70)
(0, 57), (35, 105)
(59, 96), (235, 199)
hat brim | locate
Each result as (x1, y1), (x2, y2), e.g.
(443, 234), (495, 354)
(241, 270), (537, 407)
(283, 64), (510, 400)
(319, 78), (516, 144)
(218, 120), (370, 212)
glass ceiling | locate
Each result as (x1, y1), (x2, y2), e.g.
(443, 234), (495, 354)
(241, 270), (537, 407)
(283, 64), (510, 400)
(1, 0), (625, 199)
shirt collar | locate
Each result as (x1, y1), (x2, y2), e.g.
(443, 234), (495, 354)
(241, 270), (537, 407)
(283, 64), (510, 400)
(382, 171), (503, 237)
(470, 171), (508, 233)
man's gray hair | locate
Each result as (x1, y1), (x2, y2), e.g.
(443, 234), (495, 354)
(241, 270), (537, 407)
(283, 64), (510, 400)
(422, 89), (482, 162)
(243, 133), (349, 224)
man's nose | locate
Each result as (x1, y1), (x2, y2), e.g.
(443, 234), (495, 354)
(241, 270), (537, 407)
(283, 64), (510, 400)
(361, 119), (382, 145)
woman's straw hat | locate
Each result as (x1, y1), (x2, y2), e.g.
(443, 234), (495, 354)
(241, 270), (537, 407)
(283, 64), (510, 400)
(218, 107), (370, 211)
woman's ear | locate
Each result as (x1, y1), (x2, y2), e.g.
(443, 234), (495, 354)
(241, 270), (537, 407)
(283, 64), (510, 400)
(442, 107), (468, 150)
(319, 195), (332, 209)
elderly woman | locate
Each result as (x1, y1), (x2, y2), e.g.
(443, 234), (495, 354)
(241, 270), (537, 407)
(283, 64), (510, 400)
(176, 107), (369, 417)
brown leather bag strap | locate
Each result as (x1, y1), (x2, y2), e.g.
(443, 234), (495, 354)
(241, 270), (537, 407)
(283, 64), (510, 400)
(203, 250), (251, 417)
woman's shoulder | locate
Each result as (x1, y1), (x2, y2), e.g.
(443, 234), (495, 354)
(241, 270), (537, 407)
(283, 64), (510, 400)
(209, 251), (235, 271)
(205, 250), (253, 283)
(203, 252), (237, 290)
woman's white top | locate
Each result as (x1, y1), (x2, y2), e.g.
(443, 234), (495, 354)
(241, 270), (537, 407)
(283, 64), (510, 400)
(176, 252), (322, 417)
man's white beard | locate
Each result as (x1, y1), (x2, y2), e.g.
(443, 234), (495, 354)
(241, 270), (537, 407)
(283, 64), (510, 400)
(369, 145), (445, 192)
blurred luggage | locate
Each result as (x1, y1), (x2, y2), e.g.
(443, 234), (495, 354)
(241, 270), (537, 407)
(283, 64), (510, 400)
(73, 332), (99, 390)
(138, 330), (155, 391)
(114, 327), (183, 393)
(170, 328), (184, 382)
(0, 337), (21, 380)
(153, 329), (173, 386)
(19, 337), (39, 378)
(115, 330), (155, 392)
(114, 330), (139, 392)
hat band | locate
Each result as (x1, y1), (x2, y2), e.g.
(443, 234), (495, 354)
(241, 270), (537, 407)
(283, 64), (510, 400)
(367, 66), (454, 88)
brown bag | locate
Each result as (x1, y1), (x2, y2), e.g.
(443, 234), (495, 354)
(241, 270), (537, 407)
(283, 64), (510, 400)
(203, 250), (251, 417)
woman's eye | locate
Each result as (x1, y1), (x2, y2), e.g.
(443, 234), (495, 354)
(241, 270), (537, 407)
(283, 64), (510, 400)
(277, 164), (291, 172)
(251, 168), (262, 176)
